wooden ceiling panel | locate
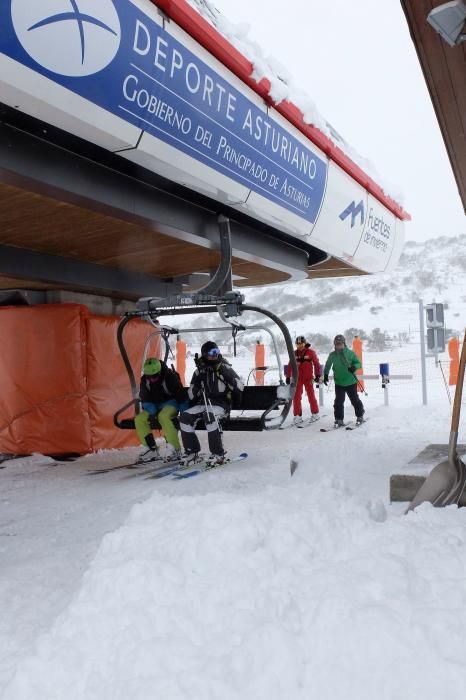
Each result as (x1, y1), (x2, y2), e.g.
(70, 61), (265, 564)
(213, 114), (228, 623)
(0, 181), (295, 290)
(401, 0), (466, 211)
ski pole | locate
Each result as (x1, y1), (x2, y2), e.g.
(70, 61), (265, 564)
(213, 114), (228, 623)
(201, 382), (222, 434)
(355, 375), (368, 396)
(438, 359), (452, 404)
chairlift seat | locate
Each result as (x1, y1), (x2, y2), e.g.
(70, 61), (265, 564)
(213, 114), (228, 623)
(115, 386), (283, 432)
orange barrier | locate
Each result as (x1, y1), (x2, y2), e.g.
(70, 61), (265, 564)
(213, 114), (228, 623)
(0, 304), (91, 455)
(0, 304), (160, 455)
(255, 342), (265, 385)
(449, 337), (460, 386)
(351, 336), (365, 392)
(176, 338), (187, 386)
(86, 315), (160, 450)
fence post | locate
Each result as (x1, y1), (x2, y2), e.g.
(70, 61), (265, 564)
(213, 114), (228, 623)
(418, 299), (428, 405)
(380, 363), (390, 406)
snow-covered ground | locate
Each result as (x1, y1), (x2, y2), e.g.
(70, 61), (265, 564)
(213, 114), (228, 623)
(2, 353), (466, 699)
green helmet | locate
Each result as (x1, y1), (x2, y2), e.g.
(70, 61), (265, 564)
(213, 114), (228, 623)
(143, 357), (161, 376)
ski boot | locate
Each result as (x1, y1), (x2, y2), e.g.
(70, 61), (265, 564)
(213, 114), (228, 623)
(206, 452), (227, 466)
(178, 451), (201, 469)
(162, 447), (183, 464)
(137, 447), (160, 464)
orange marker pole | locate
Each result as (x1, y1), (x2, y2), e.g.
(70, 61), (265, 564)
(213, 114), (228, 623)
(255, 341), (265, 386)
(176, 338), (187, 386)
(352, 336), (365, 392)
(449, 336), (460, 386)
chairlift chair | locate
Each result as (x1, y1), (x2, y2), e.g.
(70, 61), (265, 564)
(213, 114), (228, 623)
(113, 215), (298, 434)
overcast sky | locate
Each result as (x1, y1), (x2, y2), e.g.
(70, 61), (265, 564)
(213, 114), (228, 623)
(212, 0), (465, 243)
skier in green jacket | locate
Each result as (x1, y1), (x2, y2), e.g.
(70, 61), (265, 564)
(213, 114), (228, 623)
(323, 334), (365, 428)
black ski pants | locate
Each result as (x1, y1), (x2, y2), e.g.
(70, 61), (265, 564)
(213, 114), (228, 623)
(334, 383), (364, 421)
(179, 404), (226, 456)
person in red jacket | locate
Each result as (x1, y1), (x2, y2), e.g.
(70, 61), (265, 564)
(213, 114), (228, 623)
(286, 336), (321, 425)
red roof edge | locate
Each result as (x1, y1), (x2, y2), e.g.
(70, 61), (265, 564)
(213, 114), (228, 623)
(152, 0), (411, 221)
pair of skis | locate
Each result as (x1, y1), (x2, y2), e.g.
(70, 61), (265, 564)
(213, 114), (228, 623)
(86, 453), (180, 476)
(297, 414), (326, 429)
(87, 452), (248, 480)
(146, 452), (249, 480)
(280, 415), (325, 430)
(319, 418), (369, 432)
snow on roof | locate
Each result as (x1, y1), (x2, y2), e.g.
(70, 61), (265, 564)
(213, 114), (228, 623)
(185, 0), (405, 210)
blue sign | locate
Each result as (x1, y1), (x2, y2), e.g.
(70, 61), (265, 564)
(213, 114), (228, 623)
(1, 0), (327, 223)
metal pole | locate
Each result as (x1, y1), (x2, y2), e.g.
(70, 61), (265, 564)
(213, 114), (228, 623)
(418, 299), (428, 405)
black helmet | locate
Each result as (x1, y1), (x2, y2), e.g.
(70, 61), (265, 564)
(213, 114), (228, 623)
(295, 336), (306, 344)
(201, 340), (221, 361)
(334, 334), (346, 346)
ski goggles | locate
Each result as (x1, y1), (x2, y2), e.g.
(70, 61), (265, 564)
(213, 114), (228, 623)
(147, 373), (161, 382)
(206, 347), (220, 359)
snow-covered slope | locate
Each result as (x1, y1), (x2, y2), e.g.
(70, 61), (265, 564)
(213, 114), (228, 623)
(2, 393), (466, 699)
(239, 234), (466, 344)
(176, 234), (465, 356)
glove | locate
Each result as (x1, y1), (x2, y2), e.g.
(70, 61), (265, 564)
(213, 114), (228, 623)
(323, 374), (329, 386)
(314, 376), (321, 385)
(285, 377), (291, 385)
(348, 365), (356, 374)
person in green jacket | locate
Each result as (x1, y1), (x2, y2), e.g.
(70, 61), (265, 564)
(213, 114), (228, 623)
(323, 334), (365, 428)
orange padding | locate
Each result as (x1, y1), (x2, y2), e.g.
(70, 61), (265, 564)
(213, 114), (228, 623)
(0, 304), (160, 455)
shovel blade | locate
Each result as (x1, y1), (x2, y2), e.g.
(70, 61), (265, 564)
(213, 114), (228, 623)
(406, 459), (455, 512)
(445, 456), (466, 505)
(406, 455), (466, 512)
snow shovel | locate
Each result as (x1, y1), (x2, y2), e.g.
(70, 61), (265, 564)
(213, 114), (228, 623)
(406, 329), (466, 512)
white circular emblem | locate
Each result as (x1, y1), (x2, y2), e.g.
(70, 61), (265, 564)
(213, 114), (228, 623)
(11, 0), (121, 77)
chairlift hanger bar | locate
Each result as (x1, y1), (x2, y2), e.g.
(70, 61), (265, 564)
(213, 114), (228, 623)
(115, 212), (298, 428)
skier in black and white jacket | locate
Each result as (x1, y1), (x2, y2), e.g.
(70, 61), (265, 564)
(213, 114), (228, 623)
(179, 341), (244, 466)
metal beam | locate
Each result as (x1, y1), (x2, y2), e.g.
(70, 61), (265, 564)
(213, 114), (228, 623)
(0, 115), (324, 275)
(0, 245), (180, 300)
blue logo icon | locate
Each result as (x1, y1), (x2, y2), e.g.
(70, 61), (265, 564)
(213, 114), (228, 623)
(11, 0), (121, 77)
(339, 200), (365, 228)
